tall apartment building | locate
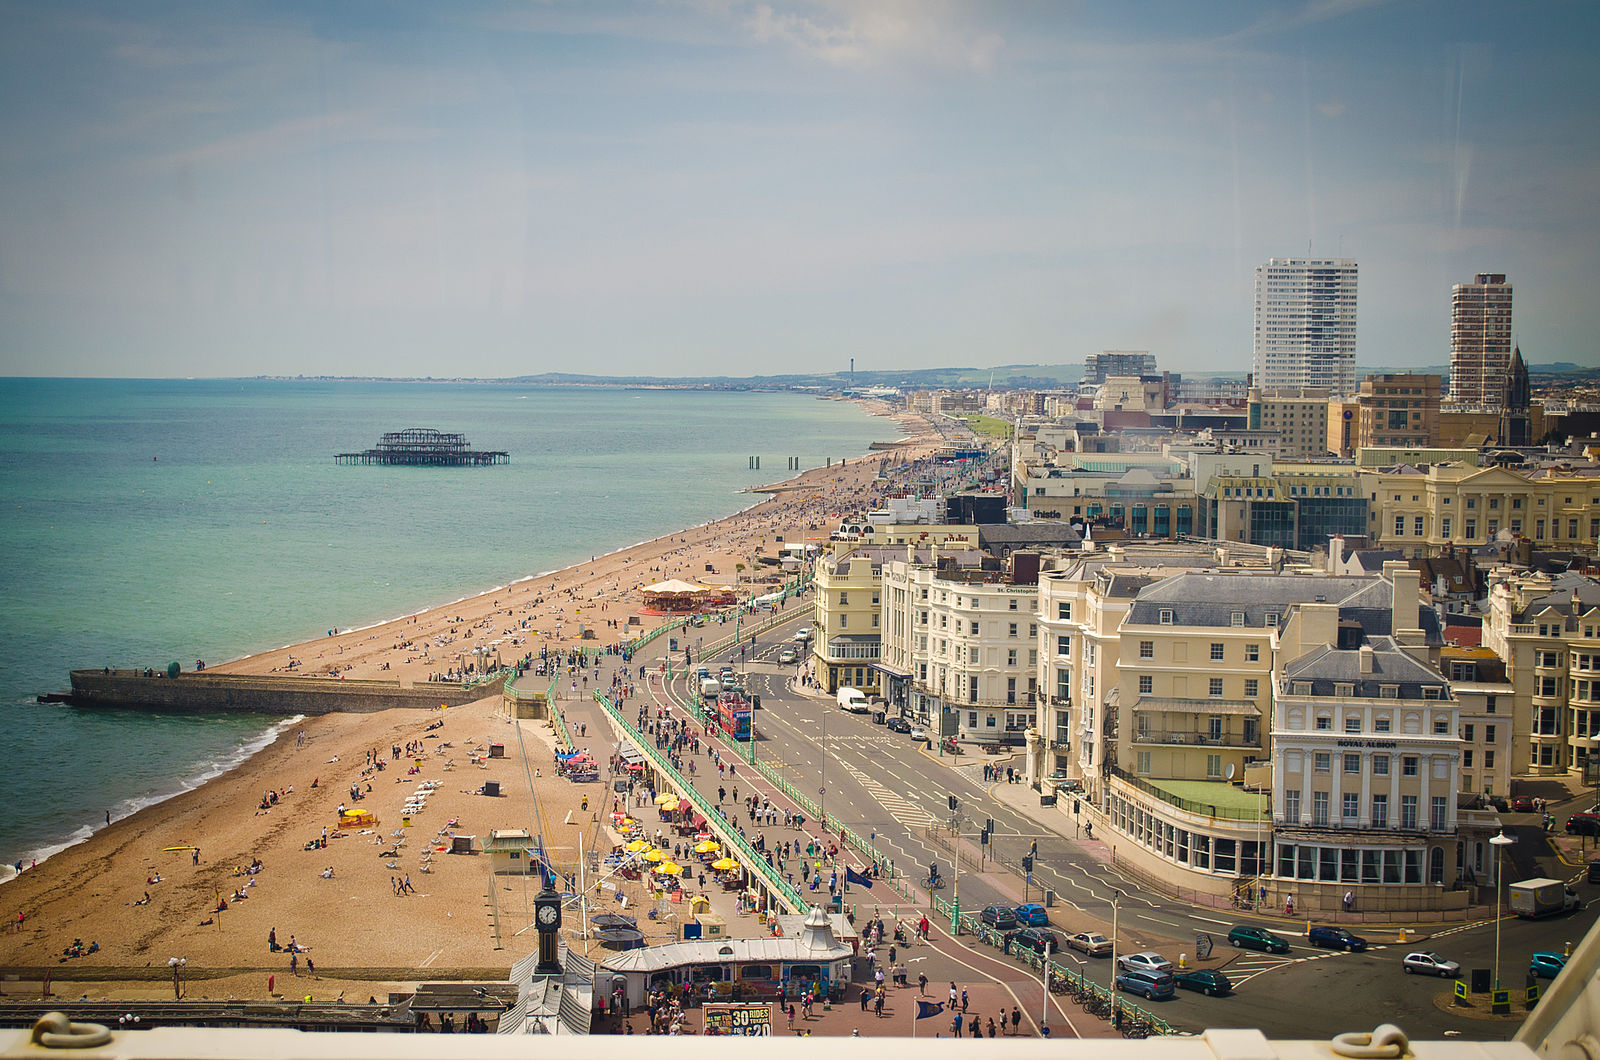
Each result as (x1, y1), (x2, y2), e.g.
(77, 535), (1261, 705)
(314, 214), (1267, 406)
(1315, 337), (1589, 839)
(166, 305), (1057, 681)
(1449, 273), (1513, 407)
(1082, 350), (1157, 386)
(1356, 374), (1442, 450)
(1253, 259), (1359, 395)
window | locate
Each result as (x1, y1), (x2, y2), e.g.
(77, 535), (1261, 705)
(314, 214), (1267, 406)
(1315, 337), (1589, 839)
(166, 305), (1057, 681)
(1007, 649), (1017, 667)
(1138, 640), (1153, 659)
(839, 614), (848, 628)
(1344, 753), (1360, 774)
(1371, 794), (1388, 828)
(1138, 675), (1152, 694)
(1463, 749), (1474, 768)
(1402, 756), (1418, 777)
(1245, 678), (1258, 697)
(1485, 724), (1496, 743)
(1284, 789), (1301, 823)
(1209, 677), (1224, 697)
(1343, 792), (1360, 821)
(1245, 644), (1260, 662)
(1375, 716), (1391, 733)
(1372, 755), (1389, 776)
(1008, 622), (1018, 638)
(1159, 608), (1173, 624)
(1313, 791), (1330, 826)
(1394, 515), (1405, 535)
(838, 592), (848, 605)
(1207, 754), (1222, 778)
(1441, 517), (1451, 538)
(1210, 642), (1224, 661)
(1345, 716), (1361, 732)
(1136, 751), (1151, 775)
(1086, 643), (1096, 664)
(1314, 752), (1331, 773)
(1056, 635), (1071, 657)
(1266, 612), (1279, 627)
(1315, 714), (1332, 731)
(970, 621), (980, 635)
(1433, 718), (1448, 734)
(1414, 515), (1424, 535)
(1231, 611), (1245, 626)
(1401, 795), (1418, 830)
(1057, 602), (1071, 620)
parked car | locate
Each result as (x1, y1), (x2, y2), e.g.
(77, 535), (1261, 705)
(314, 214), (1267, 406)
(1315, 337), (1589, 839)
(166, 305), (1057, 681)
(908, 725), (929, 741)
(1512, 796), (1536, 812)
(1066, 932), (1113, 956)
(1173, 969), (1232, 997)
(1228, 926), (1291, 954)
(778, 648), (797, 665)
(1566, 813), (1600, 836)
(1487, 796), (1510, 812)
(885, 717), (912, 734)
(1530, 952), (1568, 979)
(1308, 926), (1368, 951)
(1587, 858), (1600, 885)
(980, 905), (1018, 931)
(1013, 903), (1050, 926)
(1117, 951), (1173, 974)
(1402, 951), (1461, 977)
(1115, 970), (1175, 1001)
(1011, 927), (1060, 955)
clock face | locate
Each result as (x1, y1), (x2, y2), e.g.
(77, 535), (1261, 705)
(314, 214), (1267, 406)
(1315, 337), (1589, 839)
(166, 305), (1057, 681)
(538, 904), (559, 926)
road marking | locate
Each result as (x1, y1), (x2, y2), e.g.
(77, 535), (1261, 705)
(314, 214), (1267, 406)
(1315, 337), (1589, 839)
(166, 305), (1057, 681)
(836, 758), (934, 829)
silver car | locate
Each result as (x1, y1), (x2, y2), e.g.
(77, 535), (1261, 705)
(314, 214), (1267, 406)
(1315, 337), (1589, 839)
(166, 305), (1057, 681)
(1402, 951), (1460, 977)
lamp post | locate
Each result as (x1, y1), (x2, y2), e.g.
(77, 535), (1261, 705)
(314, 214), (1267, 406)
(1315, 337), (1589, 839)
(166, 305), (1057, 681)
(168, 956), (185, 999)
(1109, 891), (1121, 1025)
(1490, 830), (1515, 990)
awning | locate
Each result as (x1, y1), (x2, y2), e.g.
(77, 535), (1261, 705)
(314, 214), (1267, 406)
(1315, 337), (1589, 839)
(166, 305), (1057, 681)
(871, 660), (913, 678)
(1132, 697), (1259, 717)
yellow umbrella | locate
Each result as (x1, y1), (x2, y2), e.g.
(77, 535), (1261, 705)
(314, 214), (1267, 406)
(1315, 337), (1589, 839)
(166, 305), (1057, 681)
(693, 840), (721, 854)
(654, 792), (678, 806)
(624, 839), (650, 853)
(643, 848), (665, 863)
(660, 798), (681, 812)
(711, 857), (739, 871)
(655, 861), (683, 875)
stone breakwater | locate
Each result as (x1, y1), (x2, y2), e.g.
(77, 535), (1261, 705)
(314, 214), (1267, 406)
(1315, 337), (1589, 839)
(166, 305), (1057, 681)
(65, 669), (500, 715)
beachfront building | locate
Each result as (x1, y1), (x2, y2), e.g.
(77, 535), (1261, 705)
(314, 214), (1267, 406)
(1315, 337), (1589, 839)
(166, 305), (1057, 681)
(810, 533), (982, 697)
(1441, 645), (1516, 800)
(1483, 570), (1600, 778)
(879, 551), (1043, 742)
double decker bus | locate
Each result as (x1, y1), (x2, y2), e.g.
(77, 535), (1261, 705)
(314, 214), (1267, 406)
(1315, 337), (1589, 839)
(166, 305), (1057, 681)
(715, 691), (754, 741)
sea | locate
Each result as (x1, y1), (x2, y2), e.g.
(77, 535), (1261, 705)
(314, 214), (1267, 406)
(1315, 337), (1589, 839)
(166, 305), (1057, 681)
(0, 378), (893, 878)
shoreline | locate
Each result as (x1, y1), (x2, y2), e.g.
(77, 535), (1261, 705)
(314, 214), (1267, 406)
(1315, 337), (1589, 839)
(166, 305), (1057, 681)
(5, 402), (939, 883)
(0, 407), (946, 988)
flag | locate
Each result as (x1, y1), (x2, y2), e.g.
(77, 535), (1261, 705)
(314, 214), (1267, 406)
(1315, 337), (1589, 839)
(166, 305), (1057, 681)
(845, 865), (874, 889)
(915, 1001), (945, 1020)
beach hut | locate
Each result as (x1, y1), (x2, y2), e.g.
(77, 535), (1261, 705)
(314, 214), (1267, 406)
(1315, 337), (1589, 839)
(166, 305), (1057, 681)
(484, 829), (535, 875)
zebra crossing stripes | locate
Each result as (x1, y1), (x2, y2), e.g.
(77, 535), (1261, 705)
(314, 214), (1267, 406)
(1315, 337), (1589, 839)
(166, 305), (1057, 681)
(836, 758), (934, 828)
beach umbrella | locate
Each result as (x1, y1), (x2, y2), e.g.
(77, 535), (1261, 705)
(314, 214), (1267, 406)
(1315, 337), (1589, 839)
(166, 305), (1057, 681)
(711, 857), (739, 871)
(693, 840), (720, 854)
(624, 839), (650, 853)
(654, 792), (678, 806)
(655, 861), (682, 875)
(659, 798), (680, 812)
(643, 848), (665, 863)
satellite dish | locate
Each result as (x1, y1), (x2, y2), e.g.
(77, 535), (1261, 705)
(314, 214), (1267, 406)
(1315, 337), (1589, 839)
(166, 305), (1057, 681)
(1225, 763), (1236, 781)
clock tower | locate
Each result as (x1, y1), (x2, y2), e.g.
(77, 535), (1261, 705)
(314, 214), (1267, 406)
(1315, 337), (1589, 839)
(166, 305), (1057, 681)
(534, 870), (563, 976)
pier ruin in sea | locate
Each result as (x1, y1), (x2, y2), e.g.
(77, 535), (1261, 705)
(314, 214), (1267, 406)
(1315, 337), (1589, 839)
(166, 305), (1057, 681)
(334, 427), (508, 466)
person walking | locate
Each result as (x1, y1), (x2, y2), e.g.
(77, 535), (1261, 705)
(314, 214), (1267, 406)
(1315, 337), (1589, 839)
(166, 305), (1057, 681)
(1010, 1008), (1021, 1035)
(986, 1017), (997, 1038)
(918, 972), (928, 996)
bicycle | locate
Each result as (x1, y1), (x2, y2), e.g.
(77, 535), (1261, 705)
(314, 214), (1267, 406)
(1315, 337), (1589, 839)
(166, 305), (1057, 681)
(919, 874), (945, 890)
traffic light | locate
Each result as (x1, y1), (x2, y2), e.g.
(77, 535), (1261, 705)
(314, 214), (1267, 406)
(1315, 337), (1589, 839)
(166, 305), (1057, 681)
(1021, 854), (1034, 873)
(986, 817), (995, 835)
(948, 794), (959, 812)
(1073, 800), (1081, 815)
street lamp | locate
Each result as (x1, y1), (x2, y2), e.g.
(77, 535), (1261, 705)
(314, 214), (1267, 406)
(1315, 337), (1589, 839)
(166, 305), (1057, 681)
(1109, 891), (1121, 1026)
(168, 956), (186, 1000)
(1490, 830), (1515, 990)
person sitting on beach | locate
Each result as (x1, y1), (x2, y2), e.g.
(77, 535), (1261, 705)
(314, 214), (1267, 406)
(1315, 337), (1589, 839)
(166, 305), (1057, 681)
(320, 866), (334, 879)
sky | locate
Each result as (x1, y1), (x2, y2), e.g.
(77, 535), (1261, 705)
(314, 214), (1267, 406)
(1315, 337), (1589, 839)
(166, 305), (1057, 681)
(1, 0), (1597, 380)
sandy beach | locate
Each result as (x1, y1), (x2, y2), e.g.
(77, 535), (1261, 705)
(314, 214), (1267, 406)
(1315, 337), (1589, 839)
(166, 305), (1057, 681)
(0, 403), (942, 996)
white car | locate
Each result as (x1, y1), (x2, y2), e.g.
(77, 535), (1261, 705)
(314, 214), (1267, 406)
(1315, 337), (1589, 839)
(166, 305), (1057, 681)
(1402, 952), (1460, 978)
(793, 628), (812, 642)
(778, 648), (797, 664)
(908, 725), (929, 741)
(1116, 952), (1173, 974)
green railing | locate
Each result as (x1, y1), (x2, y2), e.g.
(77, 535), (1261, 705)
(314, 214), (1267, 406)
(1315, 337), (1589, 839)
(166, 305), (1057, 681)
(663, 676), (914, 905)
(593, 692), (808, 914)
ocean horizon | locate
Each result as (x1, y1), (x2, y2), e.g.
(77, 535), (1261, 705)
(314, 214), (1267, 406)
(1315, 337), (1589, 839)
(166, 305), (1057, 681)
(0, 379), (896, 877)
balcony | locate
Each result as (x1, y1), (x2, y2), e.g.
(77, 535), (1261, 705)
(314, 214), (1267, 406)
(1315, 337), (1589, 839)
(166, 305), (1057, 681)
(1132, 730), (1261, 749)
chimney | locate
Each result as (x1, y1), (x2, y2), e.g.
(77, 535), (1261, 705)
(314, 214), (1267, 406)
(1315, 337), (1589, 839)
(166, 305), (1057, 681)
(1359, 645), (1374, 674)
(1385, 561), (1424, 645)
(1329, 534), (1346, 573)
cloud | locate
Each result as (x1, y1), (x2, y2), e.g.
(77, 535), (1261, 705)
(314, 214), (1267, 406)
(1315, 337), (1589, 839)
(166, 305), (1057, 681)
(737, 1), (1003, 72)
(1316, 99), (1346, 118)
(1221, 0), (1392, 42)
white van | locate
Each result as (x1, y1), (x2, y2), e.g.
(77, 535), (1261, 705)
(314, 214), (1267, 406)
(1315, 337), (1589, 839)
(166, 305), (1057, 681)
(700, 679), (722, 699)
(836, 687), (870, 714)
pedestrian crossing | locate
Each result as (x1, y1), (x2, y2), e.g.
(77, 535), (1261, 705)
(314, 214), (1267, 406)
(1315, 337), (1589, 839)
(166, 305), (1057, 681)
(836, 758), (935, 829)
(1223, 943), (1388, 986)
